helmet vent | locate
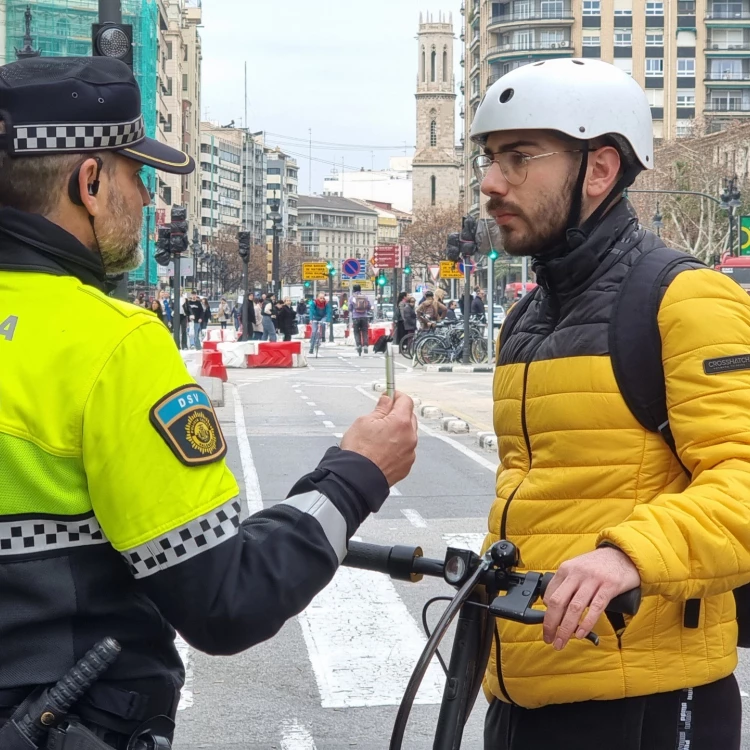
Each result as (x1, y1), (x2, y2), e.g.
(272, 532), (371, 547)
(572, 60), (584, 65)
(533, 61), (545, 66)
(499, 88), (514, 103)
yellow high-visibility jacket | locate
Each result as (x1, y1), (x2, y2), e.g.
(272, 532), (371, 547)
(485, 200), (750, 708)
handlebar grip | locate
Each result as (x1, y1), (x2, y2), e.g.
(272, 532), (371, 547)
(539, 573), (641, 616)
(343, 541), (393, 574)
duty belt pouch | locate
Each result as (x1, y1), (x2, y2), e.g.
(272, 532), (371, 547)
(46, 722), (113, 750)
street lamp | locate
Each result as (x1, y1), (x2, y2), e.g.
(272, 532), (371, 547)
(652, 202), (663, 238)
(269, 192), (282, 298)
(720, 175), (742, 256)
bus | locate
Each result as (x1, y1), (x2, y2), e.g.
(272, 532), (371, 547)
(715, 253), (750, 295)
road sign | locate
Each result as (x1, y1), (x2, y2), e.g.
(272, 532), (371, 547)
(342, 258), (366, 279)
(440, 260), (464, 279)
(302, 262), (330, 281)
(373, 245), (400, 269)
(167, 258), (194, 277)
(356, 279), (375, 290)
(458, 257), (477, 275)
(428, 265), (440, 281)
(741, 216), (750, 255)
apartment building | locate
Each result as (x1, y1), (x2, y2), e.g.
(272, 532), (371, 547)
(264, 147), (299, 245)
(461, 0), (749, 213)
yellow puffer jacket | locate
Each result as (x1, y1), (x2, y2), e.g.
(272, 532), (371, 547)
(485, 200), (750, 709)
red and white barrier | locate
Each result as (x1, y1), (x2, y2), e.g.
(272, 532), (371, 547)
(206, 328), (238, 343)
(201, 340), (307, 372)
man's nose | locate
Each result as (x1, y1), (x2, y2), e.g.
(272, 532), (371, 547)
(480, 161), (510, 199)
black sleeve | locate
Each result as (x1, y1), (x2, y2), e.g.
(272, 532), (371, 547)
(137, 447), (389, 656)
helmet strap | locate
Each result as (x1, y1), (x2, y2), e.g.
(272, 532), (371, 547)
(577, 164), (641, 237)
(565, 145), (589, 234)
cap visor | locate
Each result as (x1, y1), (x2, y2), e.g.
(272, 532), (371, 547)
(119, 137), (194, 175)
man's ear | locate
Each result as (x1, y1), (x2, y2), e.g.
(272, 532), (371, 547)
(586, 146), (621, 201)
(71, 157), (104, 213)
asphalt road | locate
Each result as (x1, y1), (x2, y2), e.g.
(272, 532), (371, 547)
(173, 346), (750, 749)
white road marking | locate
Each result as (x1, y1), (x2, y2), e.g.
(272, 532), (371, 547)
(280, 720), (317, 749)
(355, 385), (498, 474)
(333, 433), (344, 438)
(401, 508), (427, 528)
(314, 410), (325, 416)
(297, 566), (445, 708)
(322, 420), (336, 429)
(175, 635), (194, 711)
(306, 401), (316, 406)
(231, 383), (264, 515)
(742, 690), (749, 698)
(389, 485), (403, 496)
(443, 533), (486, 553)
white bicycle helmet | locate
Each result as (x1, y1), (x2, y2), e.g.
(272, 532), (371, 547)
(470, 58), (653, 171)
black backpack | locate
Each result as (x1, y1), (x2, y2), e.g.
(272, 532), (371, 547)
(502, 246), (750, 646)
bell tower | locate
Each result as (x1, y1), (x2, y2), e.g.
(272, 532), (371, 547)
(412, 11), (460, 212)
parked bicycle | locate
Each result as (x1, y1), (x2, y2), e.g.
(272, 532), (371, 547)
(410, 319), (488, 366)
(343, 539), (641, 750)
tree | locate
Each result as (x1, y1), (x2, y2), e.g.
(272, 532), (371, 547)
(401, 206), (463, 266)
(207, 227), (267, 295)
(279, 242), (306, 285)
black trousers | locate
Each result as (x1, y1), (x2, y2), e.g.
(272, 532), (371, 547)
(484, 673), (741, 750)
(352, 318), (369, 349)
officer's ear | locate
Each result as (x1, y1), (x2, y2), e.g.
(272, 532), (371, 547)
(69, 156), (104, 213)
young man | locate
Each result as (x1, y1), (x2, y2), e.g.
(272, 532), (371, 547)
(350, 283), (372, 356)
(472, 58), (750, 750)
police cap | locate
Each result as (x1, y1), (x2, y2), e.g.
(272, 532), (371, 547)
(0, 56), (194, 174)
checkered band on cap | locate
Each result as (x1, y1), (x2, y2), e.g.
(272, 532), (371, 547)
(124, 497), (242, 579)
(12, 115), (145, 154)
(0, 513), (108, 556)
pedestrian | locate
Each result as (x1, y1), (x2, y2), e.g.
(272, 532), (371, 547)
(471, 286), (486, 320)
(184, 291), (202, 350)
(276, 298), (297, 342)
(394, 291), (407, 344)
(296, 298), (308, 325)
(341, 298), (349, 324)
(150, 298), (166, 325)
(261, 293), (278, 342)
(416, 290), (446, 330)
(349, 284), (372, 356)
(445, 300), (458, 322)
(308, 292), (330, 353)
(200, 297), (210, 342)
(218, 297), (230, 330)
(472, 58), (750, 749)
(401, 296), (417, 334)
(0, 55), (420, 749)
(159, 290), (172, 330)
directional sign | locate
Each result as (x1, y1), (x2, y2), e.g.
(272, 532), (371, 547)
(302, 262), (330, 281)
(440, 260), (464, 279)
(741, 216), (750, 256)
(458, 257), (477, 275)
(356, 279), (375, 290)
(373, 245), (400, 269)
(342, 258), (366, 279)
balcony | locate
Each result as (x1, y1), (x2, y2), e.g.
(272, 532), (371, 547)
(488, 71), (502, 87)
(706, 40), (750, 53)
(488, 8), (574, 29)
(706, 70), (750, 82)
(706, 4), (750, 23)
(486, 39), (573, 57)
(706, 102), (750, 111)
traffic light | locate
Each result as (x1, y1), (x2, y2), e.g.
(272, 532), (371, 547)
(304, 281), (311, 288)
(403, 264), (412, 275)
(446, 232), (461, 262)
(92, 22), (134, 70)
(169, 206), (188, 255)
(238, 231), (250, 261)
(377, 272), (387, 287)
(326, 261), (337, 277)
(154, 226), (171, 267)
(488, 248), (499, 261)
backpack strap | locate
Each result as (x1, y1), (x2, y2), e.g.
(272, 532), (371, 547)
(609, 245), (704, 629)
(498, 289), (537, 361)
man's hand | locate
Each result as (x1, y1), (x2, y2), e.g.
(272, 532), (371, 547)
(542, 547), (640, 651)
(341, 392), (418, 486)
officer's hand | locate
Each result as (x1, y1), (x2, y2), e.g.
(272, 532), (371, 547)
(542, 547), (640, 650)
(341, 392), (418, 486)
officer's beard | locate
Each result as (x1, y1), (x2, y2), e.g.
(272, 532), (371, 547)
(95, 183), (144, 274)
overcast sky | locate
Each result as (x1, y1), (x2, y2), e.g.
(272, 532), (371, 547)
(200, 0), (463, 196)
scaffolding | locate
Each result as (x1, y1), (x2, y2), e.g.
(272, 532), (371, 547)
(4, 0), (160, 285)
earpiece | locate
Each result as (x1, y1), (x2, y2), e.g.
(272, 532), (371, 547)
(68, 156), (103, 206)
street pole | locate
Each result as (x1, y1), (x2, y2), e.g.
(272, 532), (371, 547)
(173, 253), (181, 349)
(487, 254), (495, 363)
(272, 218), (281, 298)
(521, 256), (528, 297)
(462, 261), (472, 365)
(393, 267), (399, 303)
(328, 271), (335, 343)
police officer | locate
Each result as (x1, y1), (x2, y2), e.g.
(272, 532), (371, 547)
(0, 57), (418, 748)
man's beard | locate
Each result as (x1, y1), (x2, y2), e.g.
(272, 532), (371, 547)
(96, 185), (144, 274)
(487, 170), (577, 258)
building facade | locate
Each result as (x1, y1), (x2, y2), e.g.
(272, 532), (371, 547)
(413, 11), (462, 211)
(264, 147), (299, 246)
(199, 123), (243, 249)
(461, 0), (749, 214)
(298, 195), (378, 263)
(323, 157), (414, 212)
(243, 131), (267, 247)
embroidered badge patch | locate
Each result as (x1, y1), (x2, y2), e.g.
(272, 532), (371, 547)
(149, 385), (226, 466)
(703, 354), (750, 375)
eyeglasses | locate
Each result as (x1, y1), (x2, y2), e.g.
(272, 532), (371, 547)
(472, 149), (581, 187)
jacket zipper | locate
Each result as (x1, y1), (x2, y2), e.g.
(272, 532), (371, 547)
(495, 361), (533, 705)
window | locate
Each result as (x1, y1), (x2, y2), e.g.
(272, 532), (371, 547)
(166, 41), (173, 59)
(646, 1), (664, 14)
(676, 120), (693, 137)
(421, 48), (426, 82)
(582, 0), (600, 14)
(645, 89), (664, 107)
(582, 32), (600, 46)
(677, 58), (696, 76)
(443, 48), (448, 82)
(614, 0), (632, 15)
(431, 49), (436, 82)
(709, 28), (744, 47)
(614, 32), (632, 46)
(710, 89), (744, 110)
(513, 0), (531, 18)
(431, 176), (436, 206)
(540, 29), (564, 46)
(541, 0), (564, 17)
(711, 2), (744, 17)
(676, 89), (696, 106)
(163, 186), (172, 206)
(678, 0), (696, 11)
(613, 58), (633, 75)
(645, 58), (664, 76)
(267, 168), (281, 175)
(183, 46), (188, 61)
(677, 29), (696, 46)
(646, 32), (664, 45)
(710, 59), (743, 79)
(164, 113), (172, 133)
(182, 73), (188, 92)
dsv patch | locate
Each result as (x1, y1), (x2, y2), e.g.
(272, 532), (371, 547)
(703, 354), (750, 375)
(149, 385), (226, 465)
